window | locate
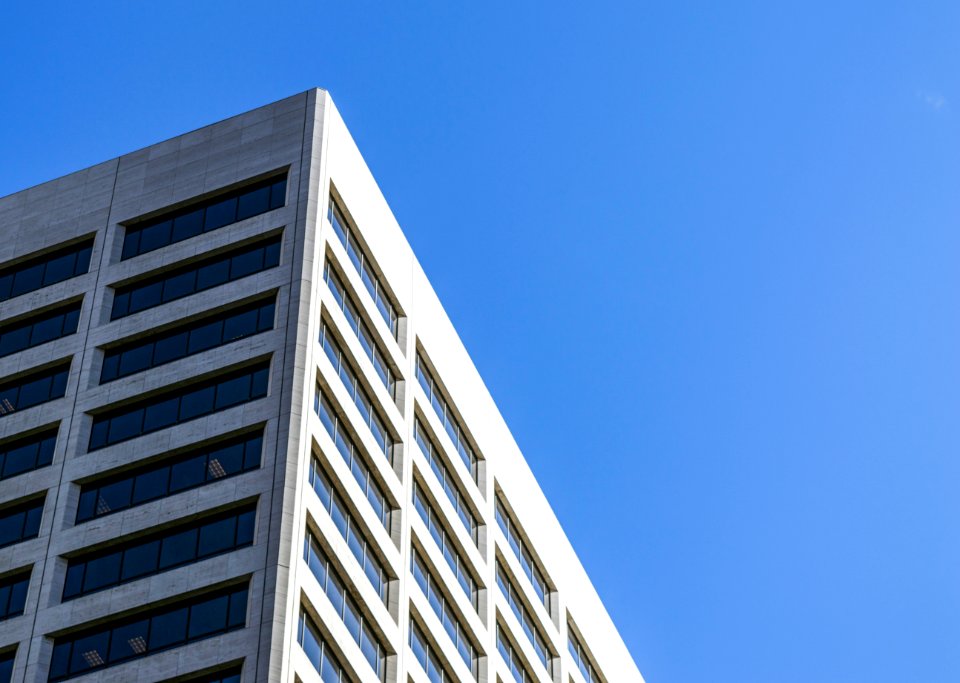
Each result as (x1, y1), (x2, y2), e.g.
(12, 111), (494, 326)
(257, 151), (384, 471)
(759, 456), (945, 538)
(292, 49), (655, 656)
(0, 427), (57, 481)
(327, 199), (399, 338)
(0, 301), (81, 358)
(313, 390), (391, 525)
(409, 619), (456, 683)
(412, 483), (478, 608)
(111, 236), (281, 320)
(568, 628), (603, 683)
(497, 625), (536, 683)
(323, 263), (396, 397)
(48, 583), (248, 681)
(0, 497), (44, 549)
(0, 362), (70, 418)
(121, 174), (287, 259)
(298, 609), (348, 683)
(88, 362), (269, 450)
(0, 569), (31, 621)
(496, 562), (552, 673)
(415, 354), (479, 482)
(63, 505), (256, 600)
(101, 297), (275, 383)
(0, 650), (14, 683)
(308, 460), (389, 602)
(411, 548), (479, 676)
(415, 419), (478, 544)
(0, 239), (93, 302)
(159, 664), (242, 683)
(495, 497), (551, 610)
(303, 532), (387, 679)
(319, 323), (393, 456)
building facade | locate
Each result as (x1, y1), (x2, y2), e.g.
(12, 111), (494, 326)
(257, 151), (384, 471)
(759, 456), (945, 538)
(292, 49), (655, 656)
(0, 90), (643, 683)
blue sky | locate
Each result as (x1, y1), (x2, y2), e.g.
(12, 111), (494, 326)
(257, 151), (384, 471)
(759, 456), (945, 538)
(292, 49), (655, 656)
(3, 2), (959, 681)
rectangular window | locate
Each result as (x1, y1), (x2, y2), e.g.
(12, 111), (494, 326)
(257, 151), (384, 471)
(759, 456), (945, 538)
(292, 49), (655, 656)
(111, 236), (281, 320)
(297, 609), (348, 683)
(319, 323), (393, 456)
(495, 497), (551, 611)
(77, 431), (261, 523)
(411, 548), (478, 676)
(0, 569), (31, 621)
(303, 532), (387, 680)
(415, 419), (478, 544)
(323, 263), (396, 398)
(159, 664), (242, 683)
(88, 362), (269, 451)
(497, 624), (537, 683)
(48, 583), (248, 681)
(496, 562), (553, 674)
(101, 297), (275, 383)
(0, 362), (70, 418)
(313, 390), (391, 525)
(63, 504), (256, 600)
(0, 497), (44, 549)
(0, 649), (13, 683)
(0, 239), (93, 303)
(412, 483), (478, 609)
(0, 427), (57, 482)
(0, 301), (82, 358)
(327, 199), (399, 338)
(409, 619), (457, 683)
(415, 353), (479, 482)
(568, 627), (604, 683)
(121, 174), (287, 260)
(308, 459), (389, 602)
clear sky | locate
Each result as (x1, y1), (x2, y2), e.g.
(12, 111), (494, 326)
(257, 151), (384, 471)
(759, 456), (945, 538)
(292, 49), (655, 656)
(2, 2), (958, 681)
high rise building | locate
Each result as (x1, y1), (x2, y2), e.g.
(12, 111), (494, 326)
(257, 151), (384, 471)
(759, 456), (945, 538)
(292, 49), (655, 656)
(0, 89), (643, 683)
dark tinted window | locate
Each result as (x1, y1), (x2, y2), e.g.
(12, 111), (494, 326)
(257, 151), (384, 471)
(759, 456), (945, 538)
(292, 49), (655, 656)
(0, 497), (44, 549)
(121, 174), (287, 259)
(77, 432), (262, 523)
(0, 363), (70, 418)
(0, 239), (93, 303)
(88, 362), (270, 451)
(111, 237), (281, 320)
(0, 302), (81, 358)
(49, 584), (248, 681)
(163, 664), (243, 683)
(0, 428), (57, 481)
(0, 649), (14, 683)
(0, 569), (31, 621)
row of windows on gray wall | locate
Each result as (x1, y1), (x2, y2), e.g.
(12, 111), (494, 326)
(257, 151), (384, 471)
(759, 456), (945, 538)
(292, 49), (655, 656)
(319, 323), (392, 456)
(495, 498), (550, 610)
(411, 548), (479, 676)
(101, 297), (275, 383)
(0, 301), (81, 359)
(77, 431), (262, 523)
(122, 174), (287, 260)
(496, 562), (552, 673)
(496, 624), (536, 683)
(303, 531), (387, 680)
(568, 629), (603, 683)
(111, 235), (281, 320)
(88, 361), (269, 450)
(413, 483), (478, 608)
(323, 262), (396, 398)
(64, 505), (256, 600)
(49, 583), (248, 681)
(0, 497), (43, 550)
(308, 459), (389, 602)
(0, 239), (93, 303)
(415, 354), (479, 482)
(298, 609), (348, 683)
(0, 427), (56, 482)
(409, 618), (456, 683)
(327, 199), (400, 338)
(415, 418), (478, 544)
(0, 362), (69, 419)
(314, 390), (391, 527)
(0, 570), (30, 622)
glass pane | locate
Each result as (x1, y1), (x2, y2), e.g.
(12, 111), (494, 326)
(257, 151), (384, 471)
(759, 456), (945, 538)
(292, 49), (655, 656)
(148, 607), (188, 650)
(11, 263), (43, 296)
(179, 385), (215, 420)
(223, 308), (258, 341)
(128, 281), (163, 314)
(96, 479), (133, 515)
(187, 594), (229, 638)
(204, 197), (238, 231)
(69, 631), (109, 674)
(81, 553), (122, 592)
(161, 270), (197, 302)
(29, 314), (63, 346)
(132, 467), (169, 504)
(214, 374), (251, 410)
(237, 185), (270, 220)
(158, 528), (198, 568)
(142, 397), (179, 433)
(196, 259), (230, 290)
(172, 209), (204, 242)
(229, 248), (264, 280)
(187, 320), (224, 354)
(3, 441), (38, 478)
(108, 618), (150, 662)
(138, 220), (172, 254)
(170, 456), (205, 491)
(153, 331), (188, 365)
(198, 516), (237, 556)
(120, 540), (160, 580)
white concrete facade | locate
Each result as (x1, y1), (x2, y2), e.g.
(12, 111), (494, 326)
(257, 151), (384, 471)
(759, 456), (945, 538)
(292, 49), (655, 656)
(0, 89), (643, 683)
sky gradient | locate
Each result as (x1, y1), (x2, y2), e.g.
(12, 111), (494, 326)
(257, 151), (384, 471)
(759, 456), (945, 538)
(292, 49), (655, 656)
(2, 2), (959, 681)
